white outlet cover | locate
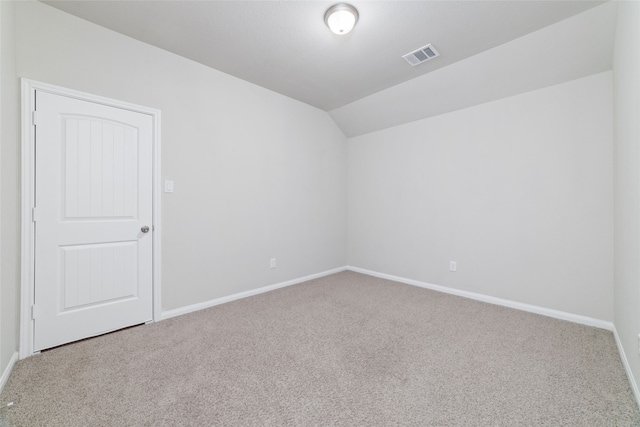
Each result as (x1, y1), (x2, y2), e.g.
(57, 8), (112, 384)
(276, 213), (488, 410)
(164, 180), (174, 193)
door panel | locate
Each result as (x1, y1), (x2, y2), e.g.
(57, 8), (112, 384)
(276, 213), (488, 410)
(60, 242), (138, 310)
(34, 91), (153, 351)
(63, 117), (139, 219)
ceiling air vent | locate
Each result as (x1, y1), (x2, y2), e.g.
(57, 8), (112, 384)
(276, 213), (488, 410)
(403, 44), (440, 67)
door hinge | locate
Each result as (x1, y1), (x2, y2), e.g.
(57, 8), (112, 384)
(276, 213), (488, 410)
(32, 207), (37, 222)
(31, 304), (37, 320)
(32, 111), (38, 126)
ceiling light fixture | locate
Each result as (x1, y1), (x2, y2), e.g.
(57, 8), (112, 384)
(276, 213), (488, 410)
(324, 3), (359, 35)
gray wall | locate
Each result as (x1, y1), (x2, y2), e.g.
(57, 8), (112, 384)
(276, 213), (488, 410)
(348, 72), (614, 321)
(1, 0), (20, 378)
(12, 0), (348, 313)
(613, 0), (640, 400)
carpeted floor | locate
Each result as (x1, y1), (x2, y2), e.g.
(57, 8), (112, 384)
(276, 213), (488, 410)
(1, 271), (639, 426)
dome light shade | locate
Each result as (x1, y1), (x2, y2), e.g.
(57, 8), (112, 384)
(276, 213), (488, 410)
(324, 3), (359, 35)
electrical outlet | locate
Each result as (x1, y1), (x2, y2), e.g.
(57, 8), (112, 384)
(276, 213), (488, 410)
(270, 258), (277, 269)
(449, 261), (457, 272)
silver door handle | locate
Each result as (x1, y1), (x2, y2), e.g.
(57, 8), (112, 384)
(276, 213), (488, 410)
(141, 226), (150, 233)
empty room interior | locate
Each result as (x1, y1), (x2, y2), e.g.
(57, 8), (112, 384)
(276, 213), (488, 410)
(1, 0), (640, 424)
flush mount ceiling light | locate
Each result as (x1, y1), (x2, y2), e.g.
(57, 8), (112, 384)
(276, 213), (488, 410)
(324, 3), (359, 35)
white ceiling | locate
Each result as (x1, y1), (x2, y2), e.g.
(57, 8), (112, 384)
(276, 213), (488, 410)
(43, 0), (608, 112)
(332, 1), (618, 137)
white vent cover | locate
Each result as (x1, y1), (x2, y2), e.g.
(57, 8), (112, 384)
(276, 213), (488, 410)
(402, 44), (440, 66)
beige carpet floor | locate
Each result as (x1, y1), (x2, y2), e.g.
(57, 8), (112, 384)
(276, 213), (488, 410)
(1, 271), (639, 426)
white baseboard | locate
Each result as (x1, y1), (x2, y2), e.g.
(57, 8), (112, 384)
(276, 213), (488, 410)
(346, 266), (613, 331)
(613, 326), (640, 410)
(0, 352), (18, 395)
(160, 266), (348, 320)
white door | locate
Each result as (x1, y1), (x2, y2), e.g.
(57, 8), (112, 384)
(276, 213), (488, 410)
(34, 91), (153, 351)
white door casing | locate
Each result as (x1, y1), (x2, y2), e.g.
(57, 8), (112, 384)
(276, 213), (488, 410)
(21, 80), (162, 357)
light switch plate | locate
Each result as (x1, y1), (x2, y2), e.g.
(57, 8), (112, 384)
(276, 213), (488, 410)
(164, 180), (174, 193)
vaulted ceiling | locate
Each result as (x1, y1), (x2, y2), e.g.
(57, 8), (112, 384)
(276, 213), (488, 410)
(43, 1), (616, 136)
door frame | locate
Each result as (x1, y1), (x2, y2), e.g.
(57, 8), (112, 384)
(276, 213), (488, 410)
(19, 79), (162, 359)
